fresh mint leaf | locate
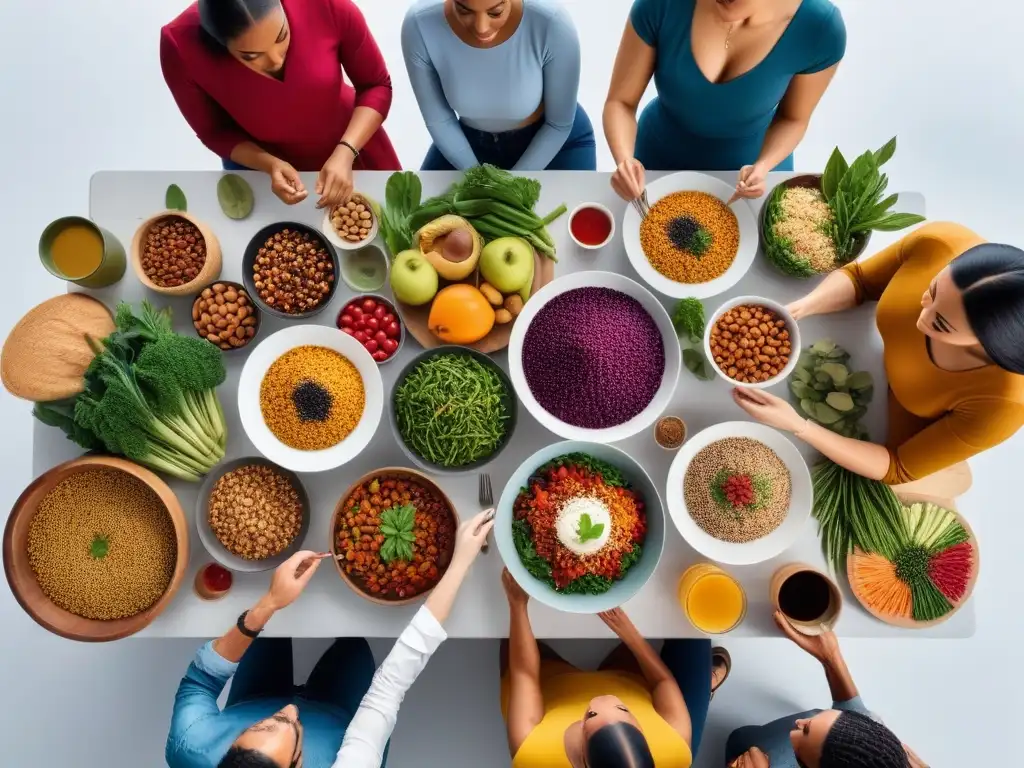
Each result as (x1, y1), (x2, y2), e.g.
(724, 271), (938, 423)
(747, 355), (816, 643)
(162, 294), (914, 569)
(576, 513), (605, 543)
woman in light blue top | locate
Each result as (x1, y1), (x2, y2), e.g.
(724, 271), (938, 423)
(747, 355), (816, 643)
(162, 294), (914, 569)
(604, 0), (845, 203)
(402, 0), (595, 171)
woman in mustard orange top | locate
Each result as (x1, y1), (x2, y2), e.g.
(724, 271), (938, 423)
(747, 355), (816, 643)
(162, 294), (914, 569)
(500, 569), (730, 768)
(734, 222), (1024, 485)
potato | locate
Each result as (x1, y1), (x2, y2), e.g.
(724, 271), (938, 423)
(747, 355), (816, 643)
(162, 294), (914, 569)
(480, 282), (503, 306)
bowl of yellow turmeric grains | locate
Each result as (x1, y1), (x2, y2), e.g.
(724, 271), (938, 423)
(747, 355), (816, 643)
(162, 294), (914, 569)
(238, 324), (384, 473)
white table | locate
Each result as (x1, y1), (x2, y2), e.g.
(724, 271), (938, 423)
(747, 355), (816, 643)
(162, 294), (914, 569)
(31, 171), (967, 638)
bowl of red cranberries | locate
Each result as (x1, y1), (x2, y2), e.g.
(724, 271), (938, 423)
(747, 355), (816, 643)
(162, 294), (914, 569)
(337, 295), (404, 364)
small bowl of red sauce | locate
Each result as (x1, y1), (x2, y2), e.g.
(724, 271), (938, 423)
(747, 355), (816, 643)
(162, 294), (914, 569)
(195, 562), (233, 601)
(568, 203), (615, 250)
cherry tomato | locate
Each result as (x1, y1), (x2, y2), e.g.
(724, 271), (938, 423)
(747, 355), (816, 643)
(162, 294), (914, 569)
(383, 321), (400, 339)
(354, 330), (368, 344)
(373, 350), (389, 362)
(365, 339), (379, 353)
(339, 313), (354, 328)
(373, 305), (387, 320)
(341, 327), (355, 336)
(350, 306), (364, 321)
(362, 298), (377, 313)
(382, 338), (399, 355)
(365, 316), (380, 331)
(374, 330), (388, 345)
(382, 313), (396, 326)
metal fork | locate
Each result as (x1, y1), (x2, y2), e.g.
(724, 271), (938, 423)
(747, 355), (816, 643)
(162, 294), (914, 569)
(477, 473), (494, 554)
(631, 189), (651, 219)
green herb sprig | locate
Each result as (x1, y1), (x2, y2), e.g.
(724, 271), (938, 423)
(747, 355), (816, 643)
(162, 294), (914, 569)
(672, 297), (713, 381)
(576, 513), (605, 543)
(89, 534), (110, 560)
(379, 504), (416, 564)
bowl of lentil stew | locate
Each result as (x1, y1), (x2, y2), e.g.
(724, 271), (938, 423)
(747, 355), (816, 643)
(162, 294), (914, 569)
(238, 324), (384, 473)
(621, 171), (758, 299)
(494, 440), (666, 614)
(242, 222), (339, 319)
(196, 457), (311, 573)
(665, 421), (812, 566)
(2, 455), (189, 642)
(130, 211), (223, 296)
(330, 468), (459, 605)
(704, 296), (800, 389)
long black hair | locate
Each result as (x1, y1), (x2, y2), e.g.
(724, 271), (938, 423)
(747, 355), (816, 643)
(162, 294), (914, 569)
(950, 242), (1024, 374)
(585, 723), (655, 768)
(198, 0), (281, 47)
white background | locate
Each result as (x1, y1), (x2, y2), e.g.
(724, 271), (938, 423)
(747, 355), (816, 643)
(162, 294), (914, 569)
(0, 0), (1012, 765)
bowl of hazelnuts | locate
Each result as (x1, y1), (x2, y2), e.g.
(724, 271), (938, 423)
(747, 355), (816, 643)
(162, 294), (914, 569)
(321, 192), (378, 250)
(192, 281), (262, 352)
(242, 222), (340, 320)
(130, 211), (223, 296)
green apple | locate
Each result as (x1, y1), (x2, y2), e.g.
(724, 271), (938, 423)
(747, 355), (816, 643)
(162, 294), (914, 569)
(390, 249), (439, 306)
(480, 237), (534, 294)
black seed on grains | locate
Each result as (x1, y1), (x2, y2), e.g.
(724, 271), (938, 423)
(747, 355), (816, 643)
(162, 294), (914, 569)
(667, 216), (700, 249)
(521, 287), (665, 429)
(292, 380), (333, 422)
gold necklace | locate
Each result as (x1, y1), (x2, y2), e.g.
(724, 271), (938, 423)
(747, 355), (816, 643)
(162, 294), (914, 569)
(724, 21), (739, 50)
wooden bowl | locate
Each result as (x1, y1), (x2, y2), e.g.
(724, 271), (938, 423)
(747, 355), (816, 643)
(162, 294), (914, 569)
(130, 210), (223, 296)
(3, 456), (189, 642)
(329, 467), (460, 606)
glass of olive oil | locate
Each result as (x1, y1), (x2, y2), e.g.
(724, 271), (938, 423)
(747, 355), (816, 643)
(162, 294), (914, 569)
(39, 216), (126, 288)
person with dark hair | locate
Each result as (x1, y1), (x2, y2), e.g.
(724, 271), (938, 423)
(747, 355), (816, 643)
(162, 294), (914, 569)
(160, 0), (401, 208)
(726, 612), (926, 768)
(401, 0), (596, 171)
(500, 569), (730, 768)
(733, 221), (1024, 489)
(166, 510), (494, 768)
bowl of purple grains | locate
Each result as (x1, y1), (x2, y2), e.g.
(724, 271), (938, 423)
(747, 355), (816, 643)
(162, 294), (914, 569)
(508, 270), (681, 442)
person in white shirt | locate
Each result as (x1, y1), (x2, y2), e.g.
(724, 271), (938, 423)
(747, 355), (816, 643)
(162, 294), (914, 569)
(165, 509), (494, 768)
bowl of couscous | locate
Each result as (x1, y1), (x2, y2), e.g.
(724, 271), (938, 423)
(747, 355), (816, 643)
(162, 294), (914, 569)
(2, 455), (189, 642)
(237, 325), (384, 473)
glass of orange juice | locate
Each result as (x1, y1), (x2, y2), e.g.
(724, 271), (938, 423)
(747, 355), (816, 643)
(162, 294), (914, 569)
(679, 563), (747, 634)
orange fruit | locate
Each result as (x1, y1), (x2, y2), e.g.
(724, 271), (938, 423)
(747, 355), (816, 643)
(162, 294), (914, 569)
(427, 284), (495, 344)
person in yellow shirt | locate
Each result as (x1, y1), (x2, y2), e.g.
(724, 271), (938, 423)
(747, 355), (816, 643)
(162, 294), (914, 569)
(734, 222), (1024, 486)
(500, 569), (730, 768)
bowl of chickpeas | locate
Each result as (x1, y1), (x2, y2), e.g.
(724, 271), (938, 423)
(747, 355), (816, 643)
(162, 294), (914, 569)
(330, 468), (459, 605)
(322, 193), (379, 251)
(704, 296), (800, 389)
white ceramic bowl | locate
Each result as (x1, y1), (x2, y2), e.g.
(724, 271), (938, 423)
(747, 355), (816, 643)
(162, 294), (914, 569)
(567, 202), (616, 249)
(508, 270), (681, 443)
(321, 197), (380, 251)
(665, 421), (812, 565)
(622, 171), (758, 299)
(238, 325), (384, 473)
(703, 295), (801, 389)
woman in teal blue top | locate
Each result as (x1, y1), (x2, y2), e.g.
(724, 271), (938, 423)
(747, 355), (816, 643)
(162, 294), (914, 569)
(604, 0), (845, 202)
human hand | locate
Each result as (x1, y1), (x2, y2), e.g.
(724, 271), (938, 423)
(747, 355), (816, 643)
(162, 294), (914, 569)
(773, 611), (842, 666)
(786, 296), (813, 321)
(598, 607), (640, 642)
(611, 157), (646, 201)
(732, 388), (807, 434)
(730, 746), (771, 768)
(729, 163), (769, 204)
(453, 509), (495, 566)
(501, 567), (529, 609)
(269, 159), (308, 205)
(315, 146), (355, 209)
(265, 550), (323, 611)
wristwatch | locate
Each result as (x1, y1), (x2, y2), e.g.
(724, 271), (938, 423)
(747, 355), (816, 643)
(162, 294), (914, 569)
(338, 140), (360, 159)
(237, 610), (262, 639)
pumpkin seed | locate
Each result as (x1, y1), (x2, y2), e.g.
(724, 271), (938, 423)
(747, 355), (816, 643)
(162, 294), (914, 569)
(217, 174), (255, 220)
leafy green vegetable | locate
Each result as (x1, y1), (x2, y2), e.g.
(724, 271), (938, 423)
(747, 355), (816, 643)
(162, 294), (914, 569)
(682, 348), (714, 381)
(89, 534), (110, 560)
(576, 513), (605, 543)
(671, 298), (705, 344)
(512, 519), (553, 583)
(379, 172), (423, 257)
(165, 184), (187, 212)
(217, 174), (254, 220)
(33, 301), (227, 481)
(380, 504), (416, 563)
(788, 339), (873, 439)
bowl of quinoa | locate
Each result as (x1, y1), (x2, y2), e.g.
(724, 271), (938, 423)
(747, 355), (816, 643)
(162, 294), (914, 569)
(666, 421), (812, 565)
(494, 440), (666, 614)
(238, 325), (384, 473)
(622, 171), (759, 299)
(508, 271), (681, 443)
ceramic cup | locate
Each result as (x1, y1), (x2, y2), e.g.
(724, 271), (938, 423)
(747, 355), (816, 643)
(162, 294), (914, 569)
(770, 562), (842, 635)
(39, 216), (127, 288)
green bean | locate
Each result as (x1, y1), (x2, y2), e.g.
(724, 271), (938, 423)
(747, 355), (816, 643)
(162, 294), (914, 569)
(394, 354), (510, 468)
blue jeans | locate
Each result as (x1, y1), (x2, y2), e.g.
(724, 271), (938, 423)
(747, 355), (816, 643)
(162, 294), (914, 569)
(661, 639), (713, 756)
(421, 103), (597, 171)
(222, 159), (251, 171)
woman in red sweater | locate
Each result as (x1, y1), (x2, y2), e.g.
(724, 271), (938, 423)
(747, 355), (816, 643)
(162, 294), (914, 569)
(161, 0), (401, 208)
